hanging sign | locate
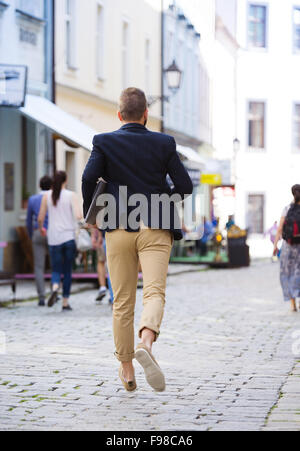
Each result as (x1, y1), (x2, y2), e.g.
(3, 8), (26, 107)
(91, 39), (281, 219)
(0, 64), (28, 108)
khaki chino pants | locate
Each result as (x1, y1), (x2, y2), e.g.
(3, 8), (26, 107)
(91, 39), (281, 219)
(106, 229), (173, 362)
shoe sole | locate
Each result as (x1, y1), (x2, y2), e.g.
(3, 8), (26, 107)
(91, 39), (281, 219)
(48, 292), (58, 308)
(96, 292), (107, 302)
(135, 348), (166, 392)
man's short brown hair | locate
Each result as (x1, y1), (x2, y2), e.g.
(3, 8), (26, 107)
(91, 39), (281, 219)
(119, 88), (147, 121)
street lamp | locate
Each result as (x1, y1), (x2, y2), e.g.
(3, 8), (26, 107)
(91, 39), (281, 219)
(147, 59), (183, 107)
(233, 138), (240, 153)
(164, 60), (182, 93)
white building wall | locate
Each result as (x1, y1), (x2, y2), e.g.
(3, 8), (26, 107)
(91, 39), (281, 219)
(216, 0), (237, 35)
(235, 0), (300, 242)
(55, 0), (162, 129)
(212, 13), (238, 161)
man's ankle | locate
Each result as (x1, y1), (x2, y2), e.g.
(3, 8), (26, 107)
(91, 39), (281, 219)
(140, 328), (156, 351)
(141, 341), (152, 351)
(121, 362), (134, 378)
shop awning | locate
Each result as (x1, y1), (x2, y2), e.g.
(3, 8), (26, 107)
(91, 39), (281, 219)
(177, 145), (206, 169)
(19, 95), (97, 151)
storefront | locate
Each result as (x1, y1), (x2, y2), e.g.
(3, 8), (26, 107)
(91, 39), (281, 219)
(176, 145), (205, 230)
(0, 87), (98, 272)
(171, 157), (233, 265)
(0, 0), (55, 272)
(0, 108), (53, 271)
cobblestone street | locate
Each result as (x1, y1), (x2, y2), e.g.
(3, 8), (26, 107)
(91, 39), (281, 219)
(1, 261), (300, 431)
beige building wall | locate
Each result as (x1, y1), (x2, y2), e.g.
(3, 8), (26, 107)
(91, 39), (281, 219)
(55, 0), (162, 195)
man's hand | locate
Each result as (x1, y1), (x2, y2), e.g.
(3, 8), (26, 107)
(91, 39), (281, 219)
(273, 246), (279, 257)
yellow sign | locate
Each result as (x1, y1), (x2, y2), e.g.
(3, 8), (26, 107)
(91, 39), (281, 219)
(201, 174), (222, 185)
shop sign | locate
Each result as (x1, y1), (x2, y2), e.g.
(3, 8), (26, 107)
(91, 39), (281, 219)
(201, 174), (222, 186)
(20, 28), (38, 46)
(0, 64), (28, 107)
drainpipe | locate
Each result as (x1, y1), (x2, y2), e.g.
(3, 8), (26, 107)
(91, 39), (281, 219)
(161, 0), (165, 133)
(51, 0), (56, 172)
(51, 0), (56, 105)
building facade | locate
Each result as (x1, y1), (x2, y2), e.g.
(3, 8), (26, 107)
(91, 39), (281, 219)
(206, 0), (239, 228)
(0, 0), (54, 272)
(162, 2), (213, 227)
(235, 0), (300, 255)
(163, 3), (210, 148)
(55, 0), (162, 195)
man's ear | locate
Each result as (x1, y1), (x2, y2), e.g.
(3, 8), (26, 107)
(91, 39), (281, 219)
(118, 111), (123, 122)
(144, 109), (149, 120)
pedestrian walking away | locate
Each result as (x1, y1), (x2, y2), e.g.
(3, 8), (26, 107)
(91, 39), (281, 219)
(273, 185), (300, 312)
(265, 221), (278, 245)
(26, 175), (53, 307)
(38, 171), (83, 312)
(82, 87), (193, 392)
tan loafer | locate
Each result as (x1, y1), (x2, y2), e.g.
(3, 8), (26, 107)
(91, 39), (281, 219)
(135, 343), (166, 392)
(119, 366), (137, 392)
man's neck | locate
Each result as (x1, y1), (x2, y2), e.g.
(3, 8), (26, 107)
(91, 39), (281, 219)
(122, 121), (145, 126)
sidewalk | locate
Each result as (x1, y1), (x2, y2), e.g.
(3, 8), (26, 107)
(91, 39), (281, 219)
(0, 264), (203, 305)
(0, 281), (96, 305)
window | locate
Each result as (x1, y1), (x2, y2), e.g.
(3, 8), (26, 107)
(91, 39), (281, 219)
(248, 4), (267, 48)
(65, 0), (77, 70)
(248, 102), (265, 149)
(145, 38), (150, 93)
(293, 7), (300, 51)
(4, 163), (14, 212)
(96, 4), (104, 80)
(18, 0), (44, 18)
(293, 104), (300, 151)
(122, 20), (129, 89)
(247, 194), (265, 234)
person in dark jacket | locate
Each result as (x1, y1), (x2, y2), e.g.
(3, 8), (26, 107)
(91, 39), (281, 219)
(26, 175), (53, 306)
(82, 87), (193, 392)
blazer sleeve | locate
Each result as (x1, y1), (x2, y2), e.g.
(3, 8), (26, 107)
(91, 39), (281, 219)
(166, 138), (194, 199)
(82, 136), (106, 217)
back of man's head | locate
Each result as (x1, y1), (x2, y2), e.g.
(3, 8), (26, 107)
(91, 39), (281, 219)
(119, 88), (147, 122)
(40, 175), (53, 191)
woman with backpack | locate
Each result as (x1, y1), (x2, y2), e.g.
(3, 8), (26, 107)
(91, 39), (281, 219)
(273, 185), (300, 312)
(38, 171), (83, 311)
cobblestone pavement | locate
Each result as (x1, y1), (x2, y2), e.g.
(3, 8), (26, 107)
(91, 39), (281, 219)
(0, 261), (300, 431)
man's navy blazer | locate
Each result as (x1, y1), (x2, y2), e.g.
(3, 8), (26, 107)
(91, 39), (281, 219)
(82, 123), (193, 240)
